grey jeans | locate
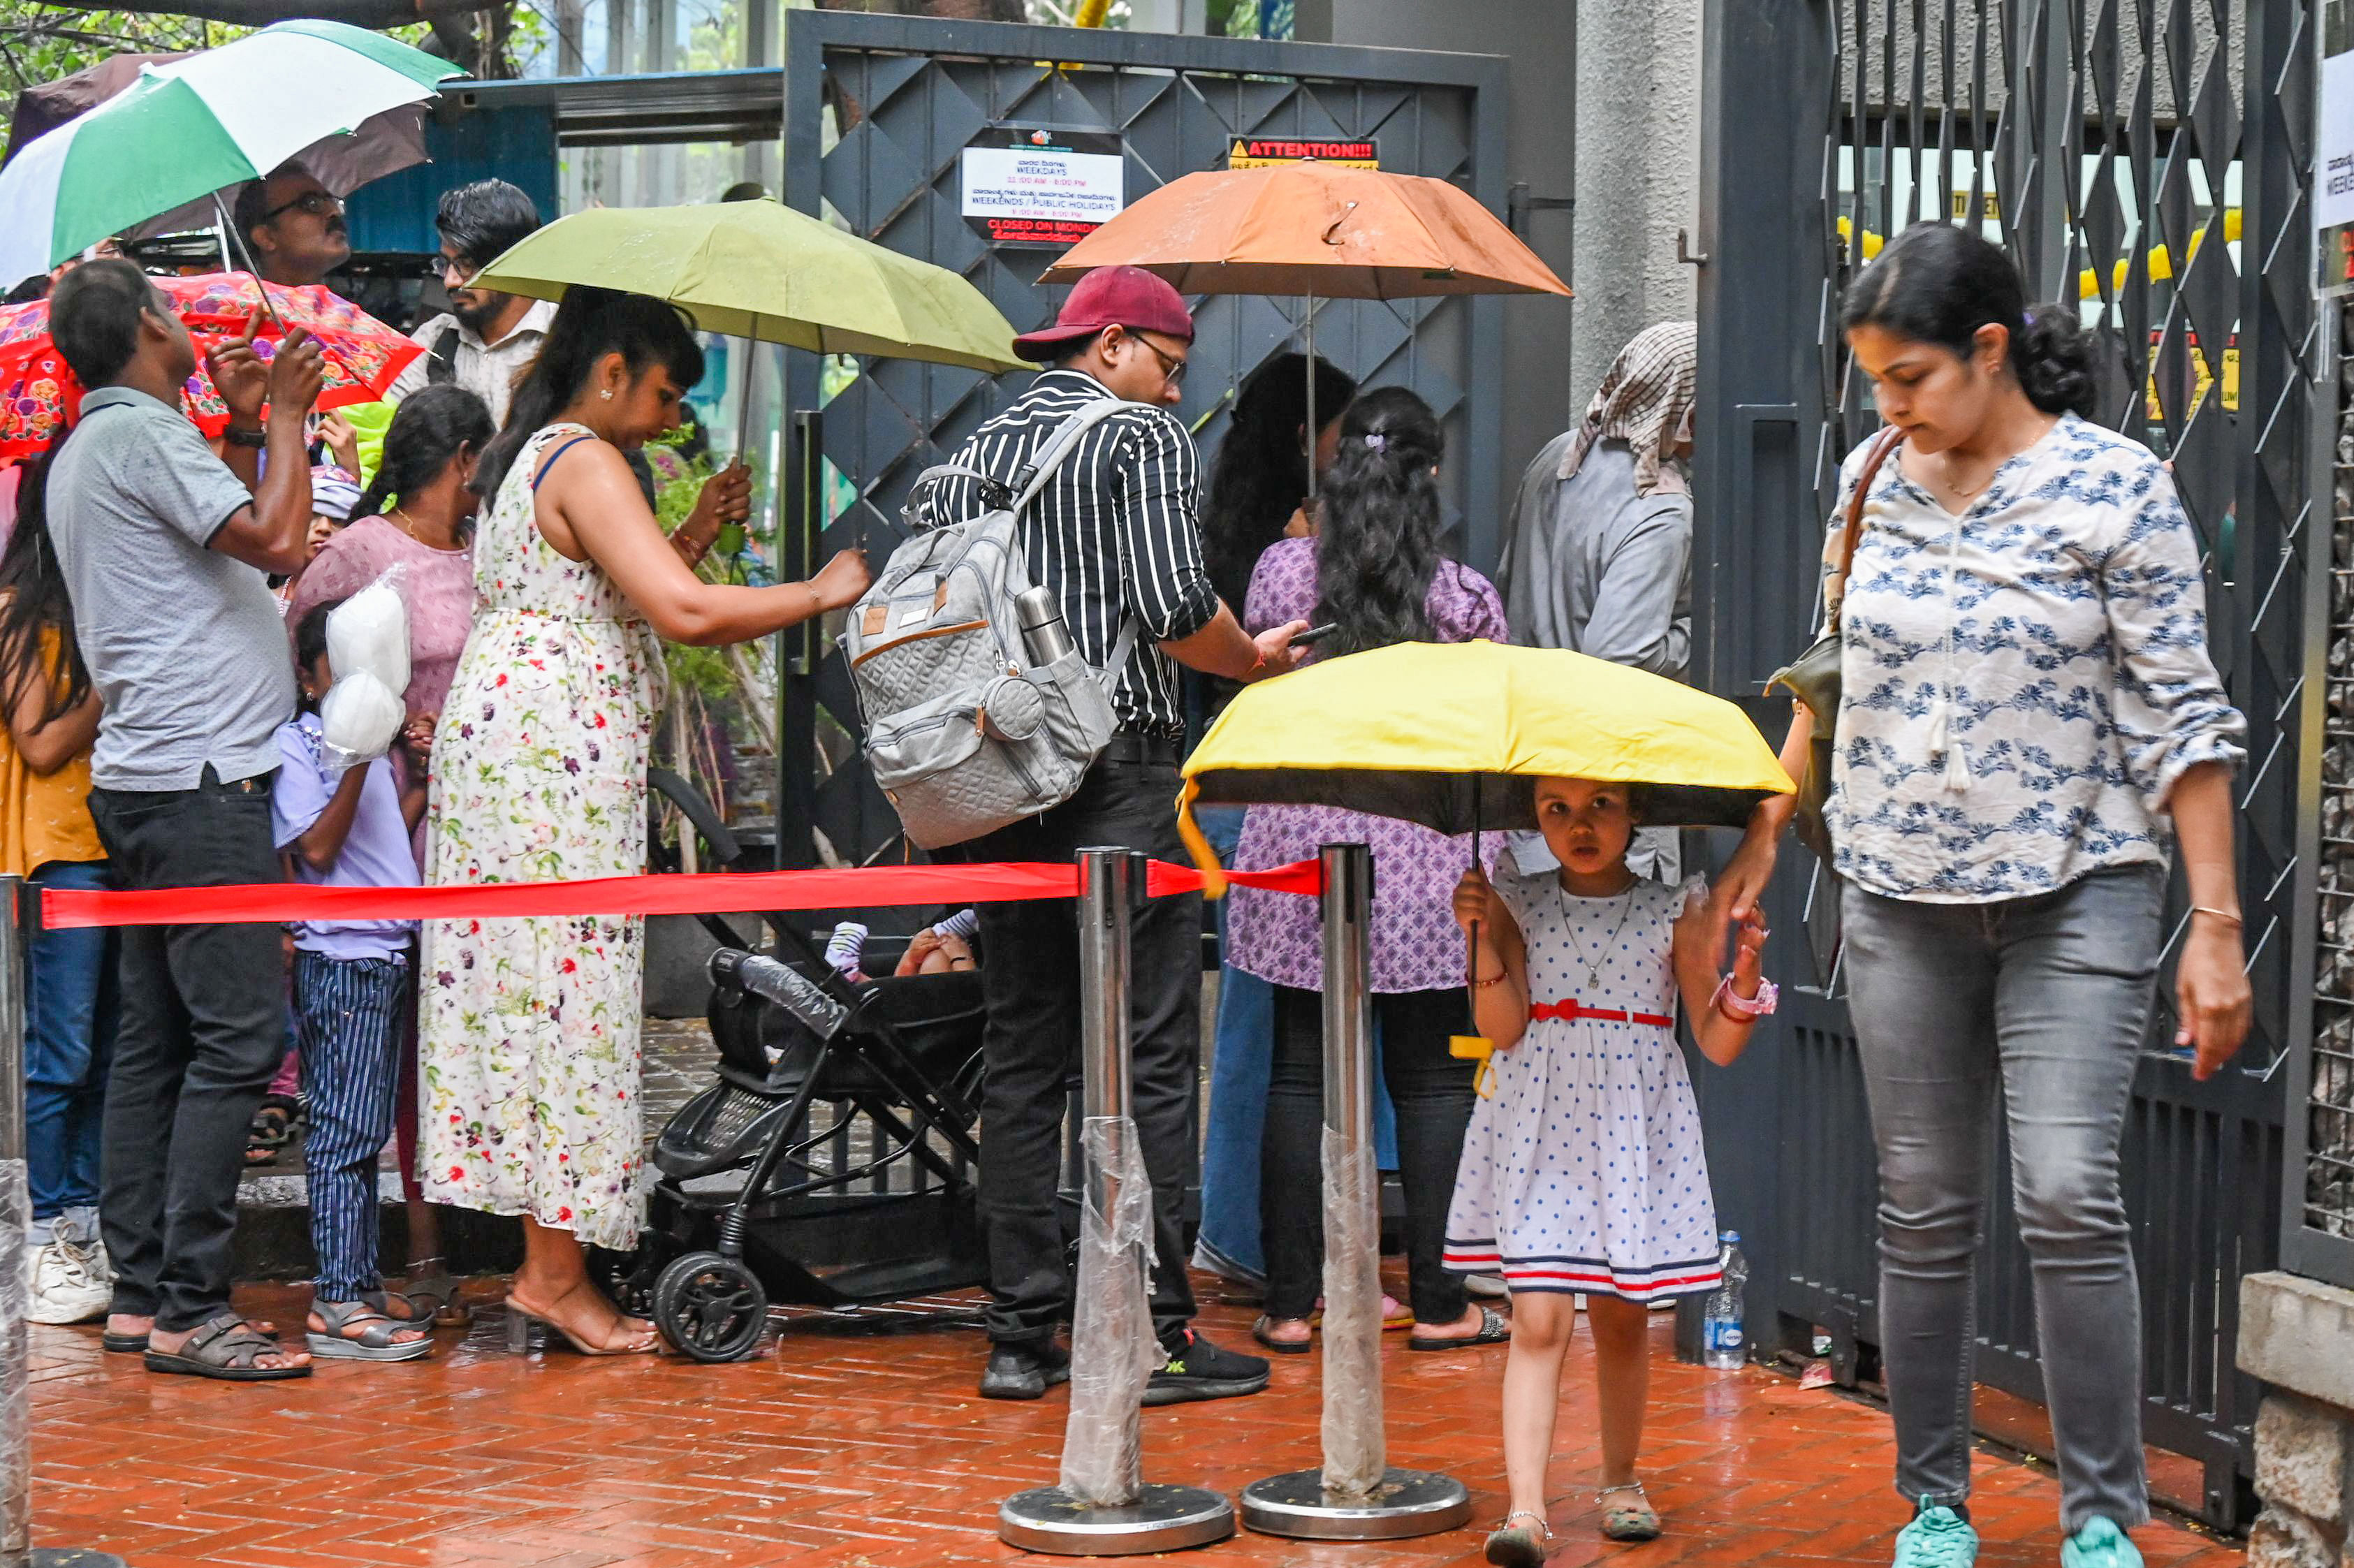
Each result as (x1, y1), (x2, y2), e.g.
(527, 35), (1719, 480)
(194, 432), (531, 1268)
(1842, 863), (2163, 1533)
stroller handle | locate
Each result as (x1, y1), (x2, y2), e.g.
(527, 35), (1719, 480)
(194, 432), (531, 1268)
(710, 948), (850, 1041)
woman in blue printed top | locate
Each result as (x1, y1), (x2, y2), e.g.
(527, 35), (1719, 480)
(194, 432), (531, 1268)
(1723, 224), (2252, 1568)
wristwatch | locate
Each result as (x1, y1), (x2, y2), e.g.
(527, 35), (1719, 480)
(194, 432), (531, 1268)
(221, 423), (268, 449)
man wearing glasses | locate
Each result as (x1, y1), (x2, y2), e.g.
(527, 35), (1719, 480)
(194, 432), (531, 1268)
(385, 180), (550, 427)
(231, 163), (351, 291)
(931, 265), (1307, 1408)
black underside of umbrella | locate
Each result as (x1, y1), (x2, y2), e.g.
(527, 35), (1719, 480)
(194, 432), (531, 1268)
(1190, 769), (1776, 837)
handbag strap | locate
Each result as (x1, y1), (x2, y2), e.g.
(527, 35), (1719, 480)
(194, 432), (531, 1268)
(1823, 423), (1908, 633)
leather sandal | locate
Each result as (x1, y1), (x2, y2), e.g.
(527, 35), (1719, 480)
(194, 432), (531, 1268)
(400, 1264), (472, 1327)
(1484, 1509), (1555, 1567)
(143, 1313), (309, 1381)
(307, 1298), (434, 1362)
(1598, 1481), (1661, 1541)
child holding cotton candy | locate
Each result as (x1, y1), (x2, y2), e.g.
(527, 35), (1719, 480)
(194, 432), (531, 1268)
(270, 596), (434, 1363)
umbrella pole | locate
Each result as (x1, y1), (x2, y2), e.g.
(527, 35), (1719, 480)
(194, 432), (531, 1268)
(1302, 291), (1317, 501)
(210, 193), (286, 332)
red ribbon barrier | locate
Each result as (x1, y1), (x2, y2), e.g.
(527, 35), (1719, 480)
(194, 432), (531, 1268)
(36, 858), (1324, 931)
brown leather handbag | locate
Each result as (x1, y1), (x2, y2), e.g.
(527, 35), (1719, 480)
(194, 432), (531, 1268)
(1767, 424), (1906, 864)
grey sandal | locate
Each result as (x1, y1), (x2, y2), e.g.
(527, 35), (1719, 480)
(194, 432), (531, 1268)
(402, 1261), (472, 1326)
(1598, 1481), (1660, 1541)
(144, 1313), (310, 1381)
(1484, 1509), (1554, 1567)
(1408, 1303), (1512, 1351)
(306, 1298), (434, 1362)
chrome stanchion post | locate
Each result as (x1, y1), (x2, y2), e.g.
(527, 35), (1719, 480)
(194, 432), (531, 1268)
(0, 877), (123, 1568)
(998, 849), (1234, 1557)
(1240, 843), (1471, 1541)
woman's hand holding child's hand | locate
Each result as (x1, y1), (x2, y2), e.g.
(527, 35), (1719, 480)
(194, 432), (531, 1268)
(1726, 907), (1768, 999)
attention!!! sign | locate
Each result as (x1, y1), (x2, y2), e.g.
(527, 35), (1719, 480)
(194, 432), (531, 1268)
(1227, 137), (1379, 170)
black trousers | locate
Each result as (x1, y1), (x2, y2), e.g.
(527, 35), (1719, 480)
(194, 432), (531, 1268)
(965, 756), (1201, 1349)
(88, 768), (287, 1332)
(1262, 985), (1477, 1326)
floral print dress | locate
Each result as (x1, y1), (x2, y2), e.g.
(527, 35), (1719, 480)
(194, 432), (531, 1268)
(418, 421), (664, 1250)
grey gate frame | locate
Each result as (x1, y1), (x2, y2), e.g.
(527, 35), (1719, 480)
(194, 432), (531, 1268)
(773, 8), (1507, 871)
(1692, 0), (2315, 1533)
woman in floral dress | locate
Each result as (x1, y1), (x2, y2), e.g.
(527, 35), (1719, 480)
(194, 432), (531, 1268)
(420, 288), (871, 1354)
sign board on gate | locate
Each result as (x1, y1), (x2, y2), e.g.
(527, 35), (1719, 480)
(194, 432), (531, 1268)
(960, 129), (1125, 249)
(2318, 28), (2354, 295)
(1226, 137), (1378, 170)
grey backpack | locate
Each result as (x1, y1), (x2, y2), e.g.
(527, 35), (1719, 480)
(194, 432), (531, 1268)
(843, 399), (1136, 851)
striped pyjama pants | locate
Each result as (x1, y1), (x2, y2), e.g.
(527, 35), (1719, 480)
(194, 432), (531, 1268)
(292, 950), (408, 1302)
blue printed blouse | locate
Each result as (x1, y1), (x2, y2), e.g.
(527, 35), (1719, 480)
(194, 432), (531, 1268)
(1826, 412), (2246, 902)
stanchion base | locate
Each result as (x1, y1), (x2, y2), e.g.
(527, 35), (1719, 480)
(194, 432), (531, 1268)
(998, 1483), (1235, 1556)
(1239, 1467), (1472, 1540)
(31, 1551), (129, 1567)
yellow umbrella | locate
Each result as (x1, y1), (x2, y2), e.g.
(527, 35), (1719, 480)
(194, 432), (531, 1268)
(1177, 640), (1794, 895)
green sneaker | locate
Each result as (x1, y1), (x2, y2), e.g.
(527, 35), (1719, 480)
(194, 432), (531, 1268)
(2061, 1518), (2142, 1568)
(1892, 1504), (1978, 1568)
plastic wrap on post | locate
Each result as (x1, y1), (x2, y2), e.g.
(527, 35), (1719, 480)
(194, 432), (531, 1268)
(1057, 1115), (1158, 1507)
(0, 1156), (26, 1562)
(1317, 1122), (1385, 1496)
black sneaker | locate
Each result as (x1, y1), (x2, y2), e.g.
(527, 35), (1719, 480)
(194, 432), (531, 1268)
(979, 1341), (1071, 1400)
(1142, 1328), (1269, 1406)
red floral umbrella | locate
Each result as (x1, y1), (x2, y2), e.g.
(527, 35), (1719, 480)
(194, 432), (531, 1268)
(0, 272), (422, 457)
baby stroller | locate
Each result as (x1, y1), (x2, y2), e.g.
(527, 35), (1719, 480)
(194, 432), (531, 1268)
(606, 775), (988, 1363)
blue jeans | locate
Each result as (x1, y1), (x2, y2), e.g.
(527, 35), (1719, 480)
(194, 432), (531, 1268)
(1842, 863), (2161, 1534)
(27, 859), (116, 1230)
(293, 950), (407, 1301)
(1194, 807), (1398, 1285)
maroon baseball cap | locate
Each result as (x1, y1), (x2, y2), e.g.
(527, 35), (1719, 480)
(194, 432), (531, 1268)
(1011, 265), (1194, 362)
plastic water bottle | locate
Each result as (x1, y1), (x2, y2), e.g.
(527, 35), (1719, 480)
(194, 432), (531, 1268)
(1702, 1231), (1748, 1369)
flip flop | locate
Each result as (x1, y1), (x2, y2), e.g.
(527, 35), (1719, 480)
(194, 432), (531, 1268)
(1251, 1314), (1313, 1354)
(1407, 1303), (1512, 1351)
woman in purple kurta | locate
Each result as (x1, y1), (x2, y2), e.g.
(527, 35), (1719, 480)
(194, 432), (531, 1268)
(1224, 388), (1510, 1352)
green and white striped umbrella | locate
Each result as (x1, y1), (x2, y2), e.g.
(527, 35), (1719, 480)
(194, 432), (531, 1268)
(0, 21), (460, 286)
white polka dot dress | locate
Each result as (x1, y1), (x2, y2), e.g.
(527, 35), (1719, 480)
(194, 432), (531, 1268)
(1442, 869), (1723, 1302)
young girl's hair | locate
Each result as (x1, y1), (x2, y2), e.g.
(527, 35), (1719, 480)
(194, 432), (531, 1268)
(291, 597), (346, 712)
(351, 384), (494, 538)
(1314, 386), (1449, 659)
(1838, 222), (2097, 418)
(1201, 351), (1358, 613)
(473, 286), (704, 501)
(0, 433), (92, 728)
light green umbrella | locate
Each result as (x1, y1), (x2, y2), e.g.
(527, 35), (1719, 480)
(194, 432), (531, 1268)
(469, 200), (1027, 375)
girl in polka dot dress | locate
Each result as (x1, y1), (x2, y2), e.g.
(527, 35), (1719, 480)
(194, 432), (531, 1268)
(1447, 775), (1772, 1564)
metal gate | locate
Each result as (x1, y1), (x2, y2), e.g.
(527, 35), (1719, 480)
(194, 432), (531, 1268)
(1693, 0), (2311, 1531)
(768, 9), (1507, 870)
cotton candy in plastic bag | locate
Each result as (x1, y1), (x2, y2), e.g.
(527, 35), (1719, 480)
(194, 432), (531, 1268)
(1056, 1115), (1157, 1506)
(325, 564), (411, 700)
(319, 668), (406, 776)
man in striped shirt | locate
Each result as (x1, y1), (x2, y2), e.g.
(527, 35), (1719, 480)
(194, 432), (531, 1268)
(944, 267), (1306, 1405)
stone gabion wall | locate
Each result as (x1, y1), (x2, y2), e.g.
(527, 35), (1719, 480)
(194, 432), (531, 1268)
(2315, 314), (2354, 1240)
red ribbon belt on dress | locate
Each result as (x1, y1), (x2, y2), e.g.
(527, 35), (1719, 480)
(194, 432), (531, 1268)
(1529, 1000), (1674, 1027)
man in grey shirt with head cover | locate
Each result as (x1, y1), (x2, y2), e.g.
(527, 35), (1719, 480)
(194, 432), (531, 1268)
(1498, 321), (1699, 877)
(43, 258), (324, 1381)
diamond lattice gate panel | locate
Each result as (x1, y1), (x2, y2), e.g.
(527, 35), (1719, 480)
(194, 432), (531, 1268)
(772, 10), (1506, 872)
(1695, 0), (2309, 1532)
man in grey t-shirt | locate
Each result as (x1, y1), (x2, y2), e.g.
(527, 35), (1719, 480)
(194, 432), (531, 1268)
(43, 259), (323, 1379)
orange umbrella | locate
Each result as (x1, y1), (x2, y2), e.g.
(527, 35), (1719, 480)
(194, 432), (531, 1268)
(1039, 162), (1568, 490)
(1040, 162), (1570, 299)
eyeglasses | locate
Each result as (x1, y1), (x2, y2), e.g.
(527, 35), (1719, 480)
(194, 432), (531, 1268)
(431, 255), (480, 286)
(1134, 336), (1188, 388)
(262, 189), (343, 224)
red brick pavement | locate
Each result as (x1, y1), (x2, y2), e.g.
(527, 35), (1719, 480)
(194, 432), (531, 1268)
(27, 1273), (2243, 1568)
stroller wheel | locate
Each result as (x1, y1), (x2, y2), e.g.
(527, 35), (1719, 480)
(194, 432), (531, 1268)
(653, 1251), (769, 1363)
